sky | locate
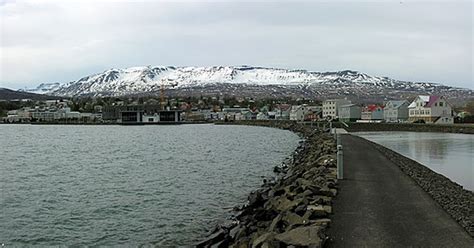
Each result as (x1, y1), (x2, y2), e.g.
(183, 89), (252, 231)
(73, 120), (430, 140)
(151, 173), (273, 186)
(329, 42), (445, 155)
(0, 0), (472, 89)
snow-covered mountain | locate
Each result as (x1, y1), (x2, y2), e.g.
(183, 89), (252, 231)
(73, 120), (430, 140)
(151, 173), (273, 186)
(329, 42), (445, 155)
(24, 66), (472, 103)
(20, 82), (61, 95)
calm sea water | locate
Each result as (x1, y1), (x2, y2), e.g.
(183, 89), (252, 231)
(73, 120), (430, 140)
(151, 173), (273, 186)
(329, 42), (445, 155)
(356, 132), (473, 191)
(0, 124), (299, 246)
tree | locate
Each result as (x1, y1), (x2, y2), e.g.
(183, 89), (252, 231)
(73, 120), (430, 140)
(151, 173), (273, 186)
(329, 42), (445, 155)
(465, 100), (474, 115)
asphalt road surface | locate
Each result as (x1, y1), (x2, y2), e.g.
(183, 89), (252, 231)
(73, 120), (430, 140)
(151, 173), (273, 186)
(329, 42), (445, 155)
(327, 134), (473, 247)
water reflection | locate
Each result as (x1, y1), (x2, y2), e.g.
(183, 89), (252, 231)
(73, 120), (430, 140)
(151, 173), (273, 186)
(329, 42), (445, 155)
(356, 132), (473, 191)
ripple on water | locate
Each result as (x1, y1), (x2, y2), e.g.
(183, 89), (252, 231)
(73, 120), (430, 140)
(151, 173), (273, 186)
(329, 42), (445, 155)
(0, 124), (299, 246)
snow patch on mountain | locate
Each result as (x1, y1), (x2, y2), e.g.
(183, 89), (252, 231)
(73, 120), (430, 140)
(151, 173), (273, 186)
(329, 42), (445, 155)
(20, 83), (61, 95)
(23, 66), (471, 98)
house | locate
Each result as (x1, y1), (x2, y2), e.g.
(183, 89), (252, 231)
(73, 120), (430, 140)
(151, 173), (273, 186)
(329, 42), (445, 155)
(290, 105), (322, 121)
(222, 107), (249, 121)
(290, 105), (305, 121)
(234, 112), (244, 121)
(304, 106), (323, 121)
(384, 100), (409, 122)
(267, 111), (277, 120)
(408, 95), (454, 124)
(199, 109), (222, 121)
(274, 104), (291, 120)
(322, 99), (351, 120)
(241, 111), (255, 120)
(361, 104), (384, 120)
(4, 108), (32, 123)
(338, 104), (361, 122)
(256, 112), (268, 120)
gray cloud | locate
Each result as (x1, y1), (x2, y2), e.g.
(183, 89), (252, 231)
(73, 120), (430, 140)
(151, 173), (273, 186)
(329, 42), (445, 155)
(0, 0), (472, 89)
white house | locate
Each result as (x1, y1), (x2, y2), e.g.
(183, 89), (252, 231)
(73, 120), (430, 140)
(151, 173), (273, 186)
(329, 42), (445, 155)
(384, 100), (409, 122)
(290, 105), (306, 121)
(290, 105), (322, 121)
(408, 95), (454, 124)
(256, 112), (268, 120)
(338, 104), (361, 122)
(322, 99), (351, 119)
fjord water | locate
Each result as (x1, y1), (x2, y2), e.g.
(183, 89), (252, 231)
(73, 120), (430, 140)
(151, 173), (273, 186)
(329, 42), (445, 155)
(356, 132), (473, 191)
(0, 124), (299, 246)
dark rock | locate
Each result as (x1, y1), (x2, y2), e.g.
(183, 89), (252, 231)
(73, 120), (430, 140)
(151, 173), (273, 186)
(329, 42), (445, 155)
(252, 232), (276, 247)
(248, 191), (264, 207)
(210, 239), (228, 248)
(294, 204), (307, 216)
(282, 212), (308, 228)
(274, 225), (325, 247)
(196, 229), (226, 248)
(268, 213), (284, 233)
(200, 123), (338, 246)
(229, 225), (241, 240)
(303, 205), (330, 219)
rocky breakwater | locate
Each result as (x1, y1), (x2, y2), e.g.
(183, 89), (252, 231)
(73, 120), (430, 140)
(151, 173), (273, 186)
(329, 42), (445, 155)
(197, 122), (337, 247)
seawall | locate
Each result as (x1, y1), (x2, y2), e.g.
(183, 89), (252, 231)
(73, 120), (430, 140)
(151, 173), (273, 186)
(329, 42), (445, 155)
(203, 120), (473, 246)
(197, 121), (338, 247)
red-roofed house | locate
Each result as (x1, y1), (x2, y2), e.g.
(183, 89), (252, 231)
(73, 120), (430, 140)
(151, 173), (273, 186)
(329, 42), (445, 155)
(361, 104), (384, 120)
(408, 95), (453, 124)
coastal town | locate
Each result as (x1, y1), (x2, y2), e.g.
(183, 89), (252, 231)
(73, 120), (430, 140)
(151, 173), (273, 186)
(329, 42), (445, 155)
(2, 94), (473, 125)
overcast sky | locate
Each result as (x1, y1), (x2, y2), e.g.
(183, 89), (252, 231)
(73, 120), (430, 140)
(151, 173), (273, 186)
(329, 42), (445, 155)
(0, 0), (472, 89)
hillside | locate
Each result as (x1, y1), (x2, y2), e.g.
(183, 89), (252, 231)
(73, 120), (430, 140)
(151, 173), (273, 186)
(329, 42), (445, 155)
(23, 66), (473, 105)
(0, 88), (62, 101)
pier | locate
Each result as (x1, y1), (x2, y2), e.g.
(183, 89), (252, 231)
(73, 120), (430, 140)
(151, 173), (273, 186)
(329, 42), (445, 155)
(328, 134), (473, 247)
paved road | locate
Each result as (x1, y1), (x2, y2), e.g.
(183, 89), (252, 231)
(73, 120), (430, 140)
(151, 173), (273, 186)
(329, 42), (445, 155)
(327, 134), (473, 247)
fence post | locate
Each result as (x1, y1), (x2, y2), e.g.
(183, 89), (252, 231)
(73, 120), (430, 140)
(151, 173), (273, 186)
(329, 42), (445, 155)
(337, 144), (343, 179)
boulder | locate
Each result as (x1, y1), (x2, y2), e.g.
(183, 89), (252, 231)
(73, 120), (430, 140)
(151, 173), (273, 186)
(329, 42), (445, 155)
(196, 229), (226, 247)
(265, 196), (298, 212)
(303, 205), (330, 219)
(248, 191), (264, 207)
(268, 213), (284, 233)
(282, 211), (308, 228)
(310, 218), (331, 227)
(274, 225), (325, 247)
(310, 196), (332, 205)
(314, 154), (336, 167)
(251, 232), (276, 248)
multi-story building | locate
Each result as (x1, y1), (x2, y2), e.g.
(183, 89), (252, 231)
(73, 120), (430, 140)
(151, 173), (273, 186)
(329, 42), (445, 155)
(338, 104), (361, 122)
(103, 105), (181, 123)
(408, 95), (454, 124)
(322, 99), (351, 120)
(290, 105), (322, 121)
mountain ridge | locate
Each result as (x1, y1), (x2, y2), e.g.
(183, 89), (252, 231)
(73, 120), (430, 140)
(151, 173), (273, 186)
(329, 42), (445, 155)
(20, 65), (472, 105)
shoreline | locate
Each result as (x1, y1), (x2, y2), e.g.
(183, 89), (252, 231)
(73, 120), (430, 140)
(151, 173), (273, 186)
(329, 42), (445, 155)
(199, 121), (473, 247)
(197, 122), (338, 247)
